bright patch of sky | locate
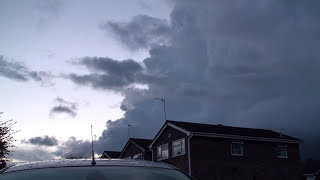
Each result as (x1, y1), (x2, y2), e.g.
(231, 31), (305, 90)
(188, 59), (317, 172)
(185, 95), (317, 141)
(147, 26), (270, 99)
(0, 0), (171, 142)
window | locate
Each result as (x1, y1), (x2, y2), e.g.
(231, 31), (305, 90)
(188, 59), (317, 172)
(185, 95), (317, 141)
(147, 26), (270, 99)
(157, 144), (168, 160)
(172, 138), (185, 157)
(277, 144), (288, 158)
(133, 153), (142, 160)
(231, 141), (243, 156)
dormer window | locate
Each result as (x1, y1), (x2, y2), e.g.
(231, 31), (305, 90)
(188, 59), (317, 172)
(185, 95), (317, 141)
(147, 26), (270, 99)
(277, 144), (288, 158)
(231, 140), (243, 156)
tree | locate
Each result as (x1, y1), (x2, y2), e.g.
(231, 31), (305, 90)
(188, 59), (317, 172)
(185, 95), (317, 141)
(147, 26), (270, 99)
(0, 112), (18, 160)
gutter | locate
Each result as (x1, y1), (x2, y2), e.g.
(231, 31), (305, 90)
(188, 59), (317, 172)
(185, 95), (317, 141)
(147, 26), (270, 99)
(192, 132), (303, 144)
(188, 133), (193, 176)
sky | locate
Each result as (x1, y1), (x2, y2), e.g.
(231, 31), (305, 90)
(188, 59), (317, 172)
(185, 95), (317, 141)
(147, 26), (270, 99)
(0, 0), (320, 162)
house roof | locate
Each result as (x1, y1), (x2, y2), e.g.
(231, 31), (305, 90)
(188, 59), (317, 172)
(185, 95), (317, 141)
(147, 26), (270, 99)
(303, 159), (320, 175)
(120, 138), (153, 158)
(167, 120), (300, 141)
(130, 138), (153, 150)
(149, 120), (302, 147)
(101, 151), (121, 159)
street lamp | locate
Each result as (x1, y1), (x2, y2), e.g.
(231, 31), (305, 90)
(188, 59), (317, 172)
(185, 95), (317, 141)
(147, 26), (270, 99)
(154, 98), (166, 121)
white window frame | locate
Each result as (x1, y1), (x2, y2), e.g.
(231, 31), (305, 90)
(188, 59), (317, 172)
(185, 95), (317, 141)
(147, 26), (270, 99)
(172, 138), (186, 157)
(157, 143), (169, 161)
(276, 144), (288, 158)
(133, 153), (142, 160)
(231, 140), (244, 156)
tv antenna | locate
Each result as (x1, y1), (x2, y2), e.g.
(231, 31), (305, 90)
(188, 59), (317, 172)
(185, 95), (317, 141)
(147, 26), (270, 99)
(128, 125), (132, 139)
(154, 98), (166, 121)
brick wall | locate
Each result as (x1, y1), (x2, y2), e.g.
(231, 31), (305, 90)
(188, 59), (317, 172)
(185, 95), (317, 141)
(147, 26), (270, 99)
(190, 136), (303, 180)
(151, 126), (189, 174)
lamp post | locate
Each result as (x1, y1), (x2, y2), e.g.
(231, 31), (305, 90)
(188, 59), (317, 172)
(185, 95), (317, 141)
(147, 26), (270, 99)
(154, 98), (166, 121)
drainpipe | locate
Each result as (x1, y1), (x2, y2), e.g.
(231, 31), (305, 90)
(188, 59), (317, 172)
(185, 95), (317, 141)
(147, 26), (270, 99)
(188, 133), (193, 176)
(150, 148), (154, 161)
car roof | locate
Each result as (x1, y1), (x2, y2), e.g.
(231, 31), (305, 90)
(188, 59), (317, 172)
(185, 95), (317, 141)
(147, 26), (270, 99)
(1, 159), (177, 173)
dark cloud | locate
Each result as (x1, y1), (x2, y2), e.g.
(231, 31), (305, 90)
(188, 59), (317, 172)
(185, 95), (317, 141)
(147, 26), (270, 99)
(50, 97), (78, 117)
(12, 147), (56, 162)
(67, 57), (164, 91)
(53, 137), (92, 158)
(22, 136), (58, 146)
(101, 15), (171, 50)
(66, 0), (320, 160)
(0, 55), (53, 85)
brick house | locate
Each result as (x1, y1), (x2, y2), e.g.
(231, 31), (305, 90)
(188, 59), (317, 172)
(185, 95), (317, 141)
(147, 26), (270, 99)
(149, 120), (303, 180)
(303, 159), (320, 180)
(101, 151), (121, 159)
(119, 138), (153, 160)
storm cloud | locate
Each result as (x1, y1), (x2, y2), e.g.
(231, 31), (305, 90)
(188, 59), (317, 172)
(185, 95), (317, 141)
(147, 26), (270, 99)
(12, 147), (57, 162)
(49, 97), (78, 117)
(102, 15), (171, 50)
(53, 137), (92, 158)
(0, 55), (52, 85)
(65, 0), (320, 160)
(22, 136), (58, 146)
(67, 57), (163, 91)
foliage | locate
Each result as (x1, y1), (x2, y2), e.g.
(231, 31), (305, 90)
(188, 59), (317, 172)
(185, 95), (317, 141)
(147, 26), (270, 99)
(0, 112), (18, 159)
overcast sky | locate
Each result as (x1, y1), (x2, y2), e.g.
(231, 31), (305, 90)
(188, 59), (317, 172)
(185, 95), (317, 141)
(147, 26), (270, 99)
(1, 0), (320, 162)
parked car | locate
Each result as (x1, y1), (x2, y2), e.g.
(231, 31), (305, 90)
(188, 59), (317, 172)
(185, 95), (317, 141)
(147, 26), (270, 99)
(0, 159), (194, 180)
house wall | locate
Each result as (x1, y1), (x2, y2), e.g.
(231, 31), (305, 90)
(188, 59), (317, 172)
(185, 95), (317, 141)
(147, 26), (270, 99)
(151, 126), (189, 174)
(143, 151), (152, 161)
(120, 142), (144, 159)
(190, 136), (303, 180)
(120, 142), (152, 161)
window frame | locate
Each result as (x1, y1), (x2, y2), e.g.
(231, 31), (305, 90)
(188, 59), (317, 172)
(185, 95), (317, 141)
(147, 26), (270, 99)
(172, 138), (186, 157)
(276, 144), (288, 158)
(157, 143), (169, 161)
(132, 153), (142, 160)
(231, 140), (244, 156)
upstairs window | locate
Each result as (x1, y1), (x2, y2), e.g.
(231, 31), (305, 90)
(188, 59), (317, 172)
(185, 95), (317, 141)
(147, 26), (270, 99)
(133, 153), (142, 160)
(277, 144), (288, 158)
(231, 141), (243, 156)
(157, 144), (168, 160)
(172, 138), (185, 157)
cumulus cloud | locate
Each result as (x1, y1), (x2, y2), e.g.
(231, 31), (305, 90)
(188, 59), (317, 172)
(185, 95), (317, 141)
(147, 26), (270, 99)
(49, 97), (78, 117)
(12, 147), (57, 162)
(22, 136), (58, 146)
(66, 57), (164, 91)
(101, 15), (171, 50)
(0, 55), (53, 85)
(53, 137), (92, 158)
(64, 0), (320, 160)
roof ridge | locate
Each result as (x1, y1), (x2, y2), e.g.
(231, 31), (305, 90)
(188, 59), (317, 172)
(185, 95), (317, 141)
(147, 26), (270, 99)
(130, 138), (153, 141)
(166, 119), (274, 132)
